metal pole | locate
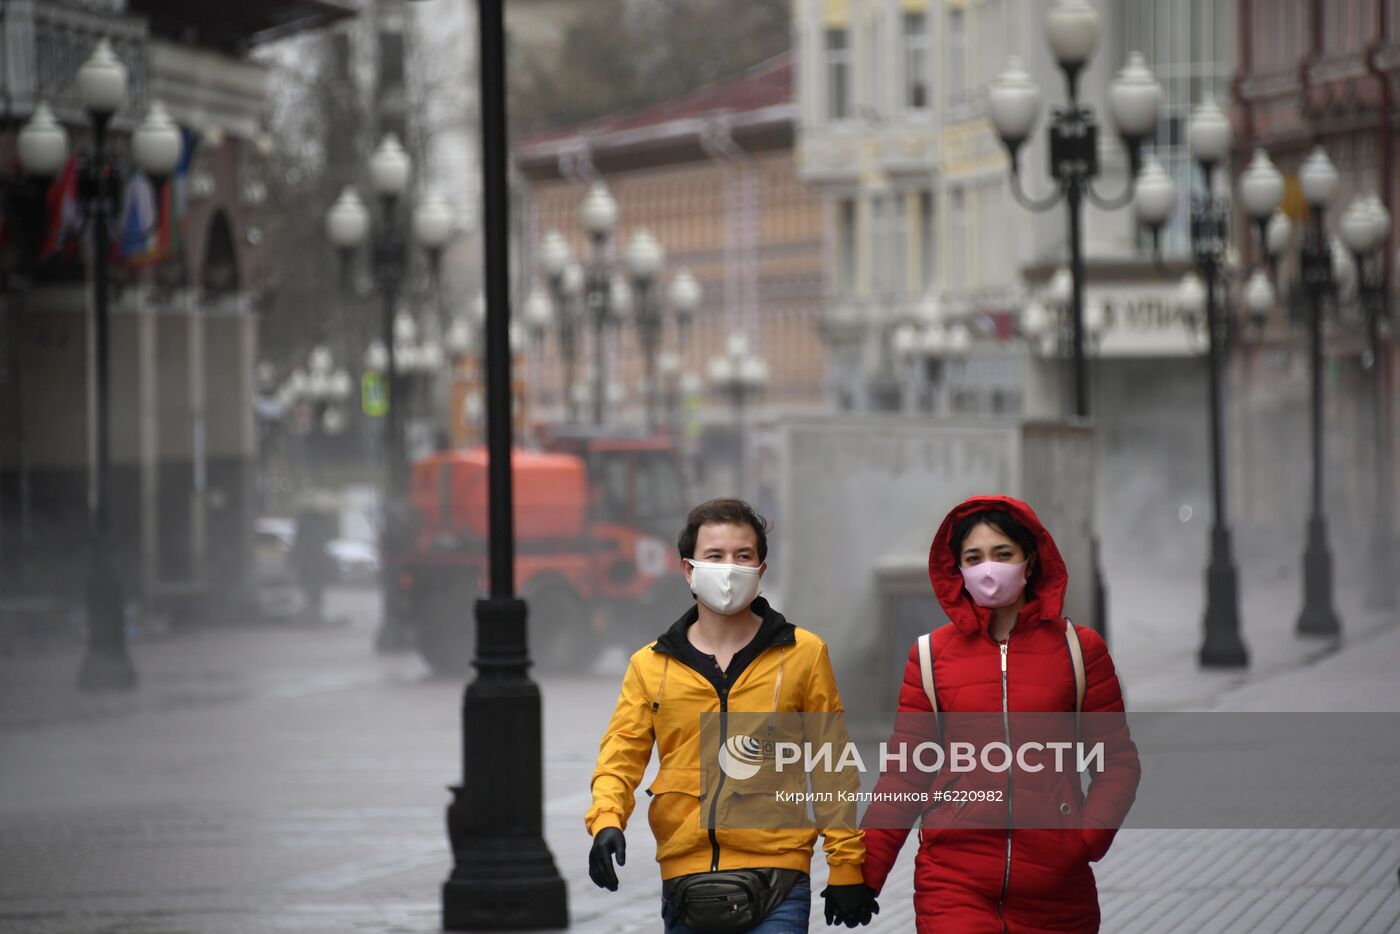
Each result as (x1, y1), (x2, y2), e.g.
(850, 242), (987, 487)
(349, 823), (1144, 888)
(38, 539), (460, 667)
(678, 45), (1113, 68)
(553, 281), (577, 424)
(1297, 207), (1341, 636)
(1365, 261), (1395, 609)
(638, 279), (658, 432)
(1067, 182), (1088, 420)
(78, 113), (136, 692)
(1198, 175), (1247, 666)
(591, 237), (607, 426)
(374, 199), (412, 653)
(442, 0), (568, 925)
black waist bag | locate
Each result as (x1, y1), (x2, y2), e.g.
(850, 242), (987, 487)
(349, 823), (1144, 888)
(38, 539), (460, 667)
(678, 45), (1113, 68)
(664, 867), (800, 932)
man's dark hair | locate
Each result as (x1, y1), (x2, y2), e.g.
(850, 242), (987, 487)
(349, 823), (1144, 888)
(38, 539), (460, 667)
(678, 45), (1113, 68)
(677, 497), (771, 562)
(950, 509), (1039, 583)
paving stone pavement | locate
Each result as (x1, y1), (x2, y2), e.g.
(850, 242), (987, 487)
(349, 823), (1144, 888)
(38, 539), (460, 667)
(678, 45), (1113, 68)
(0, 584), (1397, 933)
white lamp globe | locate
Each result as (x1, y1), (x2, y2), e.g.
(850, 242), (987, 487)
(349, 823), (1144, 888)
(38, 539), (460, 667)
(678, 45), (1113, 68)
(1021, 300), (1051, 338)
(1299, 146), (1339, 208)
(1048, 267), (1074, 306)
(624, 228), (665, 280)
(740, 356), (770, 388)
(369, 134), (411, 198)
(538, 230), (572, 280)
(1177, 272), (1206, 317)
(524, 289), (553, 331)
(132, 101), (183, 178)
(325, 187), (369, 250)
(18, 102), (70, 177)
(1339, 195), (1378, 254)
(1244, 270), (1274, 317)
(1108, 52), (1161, 140)
(309, 345), (334, 375)
(413, 190), (454, 249)
(1265, 210), (1293, 258)
(364, 341), (389, 372)
(892, 324), (919, 359)
(1188, 96), (1232, 165)
(708, 356), (734, 385)
(668, 268), (702, 315)
(726, 333), (750, 358)
(609, 274), (633, 318)
(580, 182), (618, 237)
(1134, 156), (1176, 228)
(560, 261), (584, 299)
(394, 311), (418, 346)
(77, 39), (129, 116)
(1239, 148), (1284, 222)
(988, 56), (1042, 149)
(1046, 0), (1099, 69)
(1366, 193), (1392, 245)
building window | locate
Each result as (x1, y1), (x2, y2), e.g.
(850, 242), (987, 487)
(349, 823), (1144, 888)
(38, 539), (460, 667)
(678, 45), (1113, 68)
(826, 28), (851, 120)
(919, 190), (936, 291)
(950, 187), (966, 290)
(947, 8), (965, 107)
(903, 11), (929, 110)
(837, 198), (857, 294)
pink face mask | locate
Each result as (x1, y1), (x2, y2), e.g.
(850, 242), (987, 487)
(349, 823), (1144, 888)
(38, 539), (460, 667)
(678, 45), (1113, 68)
(959, 559), (1029, 608)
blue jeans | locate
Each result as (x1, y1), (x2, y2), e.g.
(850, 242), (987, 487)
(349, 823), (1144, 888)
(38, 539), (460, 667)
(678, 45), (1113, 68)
(661, 873), (811, 933)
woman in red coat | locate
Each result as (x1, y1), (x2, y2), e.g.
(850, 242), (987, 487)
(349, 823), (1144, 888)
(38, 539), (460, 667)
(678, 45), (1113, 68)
(861, 495), (1140, 933)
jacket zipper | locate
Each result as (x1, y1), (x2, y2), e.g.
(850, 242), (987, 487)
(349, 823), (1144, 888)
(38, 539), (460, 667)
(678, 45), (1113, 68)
(707, 684), (730, 871)
(997, 636), (1012, 925)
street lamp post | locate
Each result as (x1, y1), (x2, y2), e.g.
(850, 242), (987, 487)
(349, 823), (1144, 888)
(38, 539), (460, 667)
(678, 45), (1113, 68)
(988, 1), (1163, 644)
(580, 182), (618, 425)
(624, 228), (666, 431)
(19, 40), (183, 691)
(708, 335), (769, 499)
(325, 135), (445, 652)
(442, 0), (568, 927)
(537, 231), (584, 422)
(1338, 193), (1395, 611)
(1293, 146), (1344, 636)
(1137, 99), (1252, 667)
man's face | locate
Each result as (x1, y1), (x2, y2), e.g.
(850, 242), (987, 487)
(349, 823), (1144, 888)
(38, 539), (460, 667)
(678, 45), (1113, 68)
(684, 521), (766, 590)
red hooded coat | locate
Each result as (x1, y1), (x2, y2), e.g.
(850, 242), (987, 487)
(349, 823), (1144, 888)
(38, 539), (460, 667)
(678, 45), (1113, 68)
(861, 495), (1140, 933)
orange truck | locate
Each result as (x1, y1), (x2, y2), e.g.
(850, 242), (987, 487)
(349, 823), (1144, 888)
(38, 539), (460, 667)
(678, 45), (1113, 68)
(396, 428), (692, 674)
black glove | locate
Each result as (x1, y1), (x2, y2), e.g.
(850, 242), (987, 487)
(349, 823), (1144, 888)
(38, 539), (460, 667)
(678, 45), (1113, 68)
(588, 827), (626, 891)
(822, 883), (879, 927)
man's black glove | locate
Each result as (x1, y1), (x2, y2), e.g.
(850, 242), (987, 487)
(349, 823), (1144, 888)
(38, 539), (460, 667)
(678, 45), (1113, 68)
(821, 883), (879, 927)
(588, 827), (626, 891)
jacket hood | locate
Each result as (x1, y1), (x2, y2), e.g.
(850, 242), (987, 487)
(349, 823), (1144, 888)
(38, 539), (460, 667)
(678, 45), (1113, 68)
(928, 494), (1069, 636)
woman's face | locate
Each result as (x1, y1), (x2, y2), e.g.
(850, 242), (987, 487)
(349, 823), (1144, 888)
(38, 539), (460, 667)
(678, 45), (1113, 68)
(959, 522), (1026, 569)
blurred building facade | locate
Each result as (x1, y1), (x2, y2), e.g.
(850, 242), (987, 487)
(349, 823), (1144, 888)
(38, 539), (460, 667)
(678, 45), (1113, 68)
(0, 0), (352, 626)
(1231, 0), (1400, 562)
(513, 54), (828, 492)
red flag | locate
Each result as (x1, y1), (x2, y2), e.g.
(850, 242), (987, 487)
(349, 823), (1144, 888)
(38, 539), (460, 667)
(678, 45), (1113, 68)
(41, 154), (81, 259)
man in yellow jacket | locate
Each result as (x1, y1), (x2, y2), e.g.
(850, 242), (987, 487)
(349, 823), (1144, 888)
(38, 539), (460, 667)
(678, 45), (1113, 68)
(586, 497), (878, 931)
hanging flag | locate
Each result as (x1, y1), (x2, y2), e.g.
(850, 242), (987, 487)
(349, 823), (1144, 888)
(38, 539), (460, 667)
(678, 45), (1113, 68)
(40, 154), (81, 259)
(117, 172), (160, 265)
(154, 127), (197, 259)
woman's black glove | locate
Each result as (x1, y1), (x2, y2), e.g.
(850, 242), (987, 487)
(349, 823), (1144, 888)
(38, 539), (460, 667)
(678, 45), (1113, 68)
(821, 883), (879, 927)
(588, 827), (626, 891)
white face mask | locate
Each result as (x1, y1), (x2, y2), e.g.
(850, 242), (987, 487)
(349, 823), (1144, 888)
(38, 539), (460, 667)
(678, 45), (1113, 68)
(685, 559), (763, 616)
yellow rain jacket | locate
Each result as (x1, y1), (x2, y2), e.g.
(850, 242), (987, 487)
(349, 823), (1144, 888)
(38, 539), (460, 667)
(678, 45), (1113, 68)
(585, 596), (866, 885)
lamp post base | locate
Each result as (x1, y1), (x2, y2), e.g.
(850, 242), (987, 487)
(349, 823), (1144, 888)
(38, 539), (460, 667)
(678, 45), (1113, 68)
(442, 597), (568, 930)
(1296, 515), (1341, 637)
(441, 821), (569, 930)
(1199, 525), (1248, 668)
(78, 555), (137, 692)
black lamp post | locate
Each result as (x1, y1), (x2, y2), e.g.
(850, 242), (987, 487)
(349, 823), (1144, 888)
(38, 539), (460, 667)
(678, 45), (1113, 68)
(580, 182), (619, 425)
(441, 0), (568, 927)
(18, 41), (183, 691)
(325, 135), (445, 653)
(536, 231), (583, 422)
(1338, 192), (1395, 612)
(624, 227), (666, 432)
(1136, 98), (1252, 668)
(987, 0), (1164, 644)
(1289, 146), (1345, 637)
(708, 334), (769, 500)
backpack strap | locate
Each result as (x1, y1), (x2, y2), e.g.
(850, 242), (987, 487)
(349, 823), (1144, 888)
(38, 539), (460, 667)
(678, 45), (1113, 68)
(916, 632), (938, 715)
(1063, 618), (1086, 736)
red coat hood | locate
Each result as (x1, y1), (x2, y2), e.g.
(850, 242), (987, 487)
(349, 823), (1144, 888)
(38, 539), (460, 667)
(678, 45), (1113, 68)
(927, 494), (1069, 637)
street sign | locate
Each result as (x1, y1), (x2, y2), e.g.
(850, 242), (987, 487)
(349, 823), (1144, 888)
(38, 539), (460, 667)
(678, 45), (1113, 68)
(362, 372), (387, 417)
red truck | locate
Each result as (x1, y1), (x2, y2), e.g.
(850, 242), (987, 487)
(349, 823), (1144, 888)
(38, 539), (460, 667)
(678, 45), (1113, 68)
(396, 427), (693, 675)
